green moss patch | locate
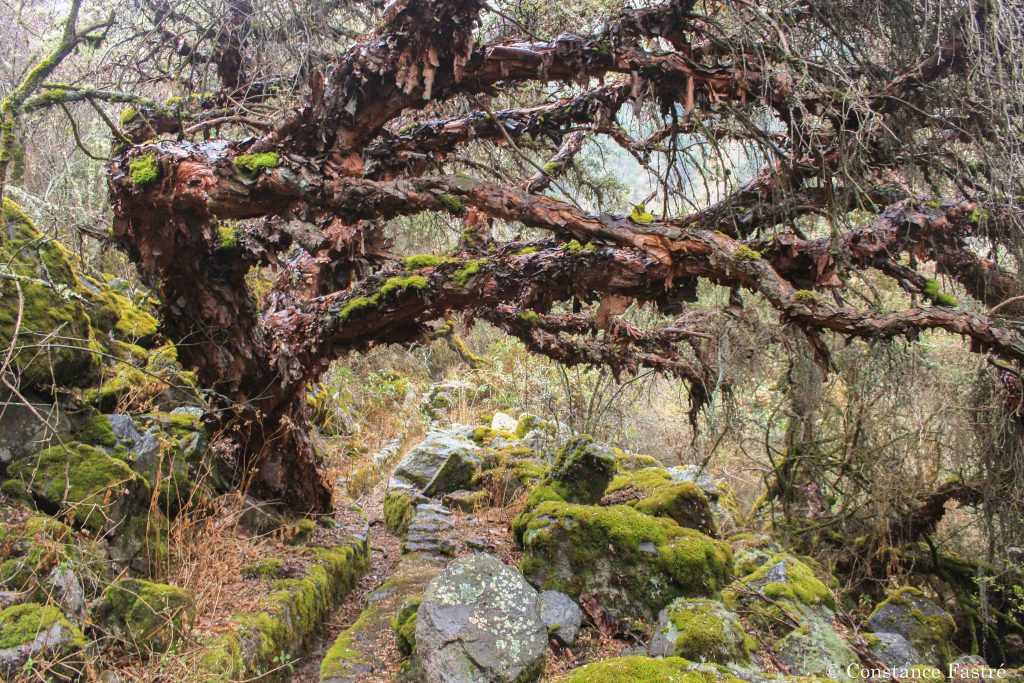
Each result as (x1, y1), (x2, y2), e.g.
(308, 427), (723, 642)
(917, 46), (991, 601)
(337, 275), (429, 323)
(233, 152), (280, 176)
(607, 468), (716, 535)
(0, 199), (100, 389)
(654, 599), (751, 663)
(129, 153), (159, 186)
(553, 656), (740, 683)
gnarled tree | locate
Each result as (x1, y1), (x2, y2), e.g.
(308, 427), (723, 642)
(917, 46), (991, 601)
(104, 0), (1024, 512)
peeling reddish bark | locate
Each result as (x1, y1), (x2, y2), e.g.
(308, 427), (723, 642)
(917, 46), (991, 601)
(108, 0), (1020, 513)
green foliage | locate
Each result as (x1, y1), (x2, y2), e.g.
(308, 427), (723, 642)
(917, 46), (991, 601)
(233, 152), (280, 175)
(129, 153), (159, 186)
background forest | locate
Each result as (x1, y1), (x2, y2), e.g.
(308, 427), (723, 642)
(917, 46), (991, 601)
(1, 0), (1023, 681)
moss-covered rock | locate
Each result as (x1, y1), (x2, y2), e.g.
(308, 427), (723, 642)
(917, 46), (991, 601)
(384, 484), (428, 537)
(606, 468), (717, 536)
(80, 275), (159, 345)
(393, 597), (420, 657)
(441, 489), (490, 512)
(519, 501), (733, 622)
(0, 603), (87, 680)
(0, 516), (86, 596)
(723, 554), (836, 633)
(552, 655), (742, 683)
(8, 442), (149, 534)
(202, 537), (369, 681)
(0, 199), (100, 390)
(867, 587), (957, 667)
(648, 599), (751, 663)
(242, 558), (287, 580)
(544, 435), (617, 504)
(96, 578), (195, 654)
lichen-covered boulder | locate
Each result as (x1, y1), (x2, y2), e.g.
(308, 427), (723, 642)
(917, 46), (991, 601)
(7, 442), (149, 534)
(648, 598), (751, 663)
(519, 501), (733, 622)
(866, 632), (925, 669)
(545, 435), (617, 504)
(539, 590), (583, 645)
(0, 603), (87, 680)
(867, 587), (957, 667)
(604, 468), (717, 536)
(95, 578), (195, 653)
(774, 623), (859, 680)
(393, 427), (481, 497)
(0, 199), (100, 390)
(416, 553), (547, 683)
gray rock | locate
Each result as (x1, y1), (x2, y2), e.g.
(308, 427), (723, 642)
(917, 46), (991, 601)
(538, 590), (582, 644)
(402, 504), (456, 558)
(47, 567), (87, 620)
(868, 632), (924, 669)
(416, 553), (547, 683)
(393, 428), (481, 497)
(490, 412), (518, 433)
(667, 465), (720, 499)
(0, 591), (27, 608)
(106, 414), (161, 465)
(0, 391), (70, 465)
(867, 588), (956, 667)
